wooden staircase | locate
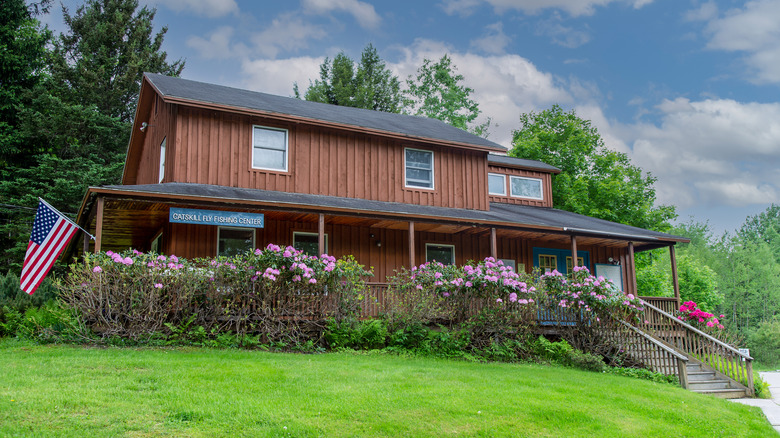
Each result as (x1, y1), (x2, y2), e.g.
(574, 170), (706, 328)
(686, 361), (750, 399)
(614, 299), (755, 398)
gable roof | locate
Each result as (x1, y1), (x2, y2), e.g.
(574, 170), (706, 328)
(487, 154), (561, 174)
(143, 73), (506, 152)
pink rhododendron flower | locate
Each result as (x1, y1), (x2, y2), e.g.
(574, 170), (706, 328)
(93, 266), (102, 273)
(154, 283), (163, 289)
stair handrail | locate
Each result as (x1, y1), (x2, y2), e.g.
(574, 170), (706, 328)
(640, 299), (753, 361)
(616, 319), (689, 362)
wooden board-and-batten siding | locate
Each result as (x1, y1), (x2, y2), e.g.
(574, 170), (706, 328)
(164, 217), (634, 293)
(137, 105), (490, 211)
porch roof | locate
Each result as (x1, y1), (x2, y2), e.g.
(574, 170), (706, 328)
(77, 183), (688, 252)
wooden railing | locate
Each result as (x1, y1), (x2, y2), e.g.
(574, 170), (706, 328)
(601, 319), (689, 387)
(640, 299), (754, 395)
(639, 296), (678, 315)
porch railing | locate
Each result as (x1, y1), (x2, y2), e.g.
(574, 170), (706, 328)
(638, 296), (678, 315)
(640, 299), (754, 395)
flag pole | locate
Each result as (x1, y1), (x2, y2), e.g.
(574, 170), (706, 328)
(38, 198), (95, 240)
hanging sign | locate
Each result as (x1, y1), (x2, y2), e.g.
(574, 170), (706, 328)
(169, 207), (264, 228)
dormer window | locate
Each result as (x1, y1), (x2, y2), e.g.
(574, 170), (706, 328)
(510, 176), (543, 200)
(252, 125), (288, 171)
(405, 148), (434, 189)
(488, 173), (506, 196)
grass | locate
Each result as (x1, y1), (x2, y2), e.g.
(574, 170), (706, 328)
(0, 339), (775, 438)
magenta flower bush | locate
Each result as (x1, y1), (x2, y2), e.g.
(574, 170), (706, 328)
(537, 266), (644, 323)
(60, 245), (371, 339)
(678, 301), (725, 329)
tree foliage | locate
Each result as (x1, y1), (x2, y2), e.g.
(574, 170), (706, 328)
(49, 0), (183, 122)
(0, 0), (182, 273)
(509, 105), (675, 231)
(295, 44), (402, 113)
(0, 0), (52, 168)
(404, 54), (490, 137)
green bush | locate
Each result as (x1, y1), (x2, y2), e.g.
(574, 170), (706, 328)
(531, 336), (605, 372)
(748, 317), (780, 367)
(0, 271), (60, 337)
(324, 318), (388, 350)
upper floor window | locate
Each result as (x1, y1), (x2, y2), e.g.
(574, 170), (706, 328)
(252, 125), (288, 171)
(510, 176), (543, 200)
(488, 173), (506, 196)
(405, 148), (434, 189)
(158, 137), (166, 183)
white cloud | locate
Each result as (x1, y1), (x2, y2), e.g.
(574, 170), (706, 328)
(700, 0), (780, 84)
(536, 15), (591, 48)
(187, 26), (248, 60)
(470, 22), (511, 54)
(684, 1), (718, 22)
(441, 0), (653, 17)
(389, 39), (573, 147)
(240, 56), (325, 97)
(302, 0), (381, 29)
(250, 13), (328, 59)
(159, 0), (238, 17)
(620, 98), (780, 208)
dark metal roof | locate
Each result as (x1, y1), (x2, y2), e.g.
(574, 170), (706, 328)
(487, 154), (561, 173)
(144, 73), (506, 152)
(97, 182), (687, 246)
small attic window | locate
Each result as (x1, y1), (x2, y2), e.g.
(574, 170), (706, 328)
(510, 176), (543, 200)
(488, 173), (506, 196)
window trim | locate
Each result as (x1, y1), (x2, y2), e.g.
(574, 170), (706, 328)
(217, 226), (255, 257)
(293, 231), (329, 256)
(488, 173), (507, 196)
(404, 147), (435, 190)
(425, 243), (455, 265)
(509, 175), (544, 200)
(158, 137), (166, 183)
(251, 125), (289, 172)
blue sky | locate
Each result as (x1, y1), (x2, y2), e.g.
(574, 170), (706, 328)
(45, 0), (780, 235)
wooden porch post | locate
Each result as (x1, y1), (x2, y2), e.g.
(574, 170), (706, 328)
(628, 241), (637, 295)
(670, 245), (681, 304)
(318, 213), (325, 255)
(570, 235), (578, 268)
(94, 196), (104, 253)
(408, 221), (415, 268)
(490, 227), (497, 260)
(82, 232), (89, 255)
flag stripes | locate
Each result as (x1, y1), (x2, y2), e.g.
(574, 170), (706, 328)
(20, 201), (79, 295)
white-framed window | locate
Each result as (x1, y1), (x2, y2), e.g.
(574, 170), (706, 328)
(293, 231), (328, 256)
(405, 148), (434, 189)
(252, 125), (288, 172)
(488, 173), (506, 196)
(158, 137), (166, 183)
(425, 243), (455, 265)
(217, 227), (255, 257)
(510, 176), (543, 200)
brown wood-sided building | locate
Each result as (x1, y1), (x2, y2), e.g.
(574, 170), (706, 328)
(74, 73), (688, 297)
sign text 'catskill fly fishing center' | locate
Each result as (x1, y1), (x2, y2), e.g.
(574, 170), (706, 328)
(169, 208), (264, 228)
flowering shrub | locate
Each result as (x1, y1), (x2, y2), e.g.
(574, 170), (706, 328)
(678, 301), (725, 329)
(538, 266), (644, 323)
(59, 245), (371, 341)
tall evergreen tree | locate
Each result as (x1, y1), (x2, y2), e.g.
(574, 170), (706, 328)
(0, 0), (183, 273)
(49, 0), (183, 122)
(295, 44), (402, 113)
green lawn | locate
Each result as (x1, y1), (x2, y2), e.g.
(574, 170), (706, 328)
(0, 339), (774, 437)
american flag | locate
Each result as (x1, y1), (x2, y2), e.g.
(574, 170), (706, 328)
(20, 200), (80, 295)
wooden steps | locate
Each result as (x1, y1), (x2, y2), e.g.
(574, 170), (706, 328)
(686, 362), (748, 399)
